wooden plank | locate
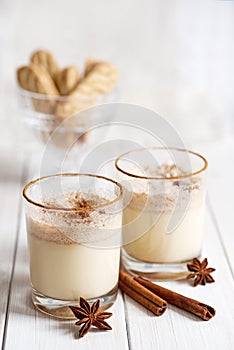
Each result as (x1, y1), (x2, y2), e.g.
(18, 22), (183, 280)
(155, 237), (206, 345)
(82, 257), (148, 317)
(0, 153), (23, 345)
(123, 206), (234, 350)
(3, 205), (129, 350)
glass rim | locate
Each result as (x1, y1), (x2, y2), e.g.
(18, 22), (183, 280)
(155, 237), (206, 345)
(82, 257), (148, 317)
(23, 173), (123, 211)
(17, 85), (111, 101)
(115, 147), (208, 180)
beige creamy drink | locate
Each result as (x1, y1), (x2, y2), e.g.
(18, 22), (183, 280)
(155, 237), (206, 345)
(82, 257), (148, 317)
(26, 193), (121, 301)
(122, 164), (205, 264)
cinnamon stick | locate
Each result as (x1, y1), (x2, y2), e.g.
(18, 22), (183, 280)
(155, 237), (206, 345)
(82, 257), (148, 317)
(119, 270), (167, 316)
(134, 276), (216, 321)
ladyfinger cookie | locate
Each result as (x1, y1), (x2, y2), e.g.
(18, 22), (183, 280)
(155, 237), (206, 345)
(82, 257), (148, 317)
(72, 61), (119, 95)
(17, 64), (59, 114)
(54, 66), (80, 95)
(31, 49), (60, 79)
(17, 63), (59, 95)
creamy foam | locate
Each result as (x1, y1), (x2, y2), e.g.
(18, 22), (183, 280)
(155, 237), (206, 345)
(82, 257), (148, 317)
(27, 192), (122, 246)
(122, 165), (204, 214)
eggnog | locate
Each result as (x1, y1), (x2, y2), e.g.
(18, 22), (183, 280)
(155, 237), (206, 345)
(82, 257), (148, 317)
(122, 164), (206, 264)
(26, 193), (122, 301)
(123, 192), (205, 263)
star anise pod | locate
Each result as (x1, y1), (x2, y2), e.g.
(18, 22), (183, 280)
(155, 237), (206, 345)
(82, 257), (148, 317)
(69, 297), (112, 338)
(187, 258), (216, 287)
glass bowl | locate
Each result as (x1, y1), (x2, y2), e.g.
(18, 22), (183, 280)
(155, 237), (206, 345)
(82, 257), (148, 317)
(17, 86), (118, 175)
(17, 87), (117, 150)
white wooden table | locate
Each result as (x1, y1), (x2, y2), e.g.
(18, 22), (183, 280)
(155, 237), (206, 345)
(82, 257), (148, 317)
(1, 137), (234, 350)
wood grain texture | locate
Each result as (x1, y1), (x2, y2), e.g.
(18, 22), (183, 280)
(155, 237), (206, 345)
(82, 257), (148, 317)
(0, 154), (23, 346)
(123, 208), (234, 350)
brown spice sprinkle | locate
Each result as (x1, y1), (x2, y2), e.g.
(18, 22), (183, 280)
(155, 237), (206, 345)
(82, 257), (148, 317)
(66, 196), (102, 219)
(41, 193), (111, 227)
(73, 198), (96, 209)
(66, 192), (109, 210)
(71, 199), (93, 219)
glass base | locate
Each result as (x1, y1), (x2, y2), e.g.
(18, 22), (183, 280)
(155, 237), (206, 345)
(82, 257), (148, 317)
(121, 249), (197, 281)
(32, 286), (118, 319)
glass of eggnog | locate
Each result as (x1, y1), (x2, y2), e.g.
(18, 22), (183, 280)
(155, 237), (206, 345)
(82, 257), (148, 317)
(23, 173), (123, 318)
(115, 147), (208, 280)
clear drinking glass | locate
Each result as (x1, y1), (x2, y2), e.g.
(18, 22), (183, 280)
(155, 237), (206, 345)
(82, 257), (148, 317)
(23, 174), (123, 318)
(115, 147), (208, 280)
